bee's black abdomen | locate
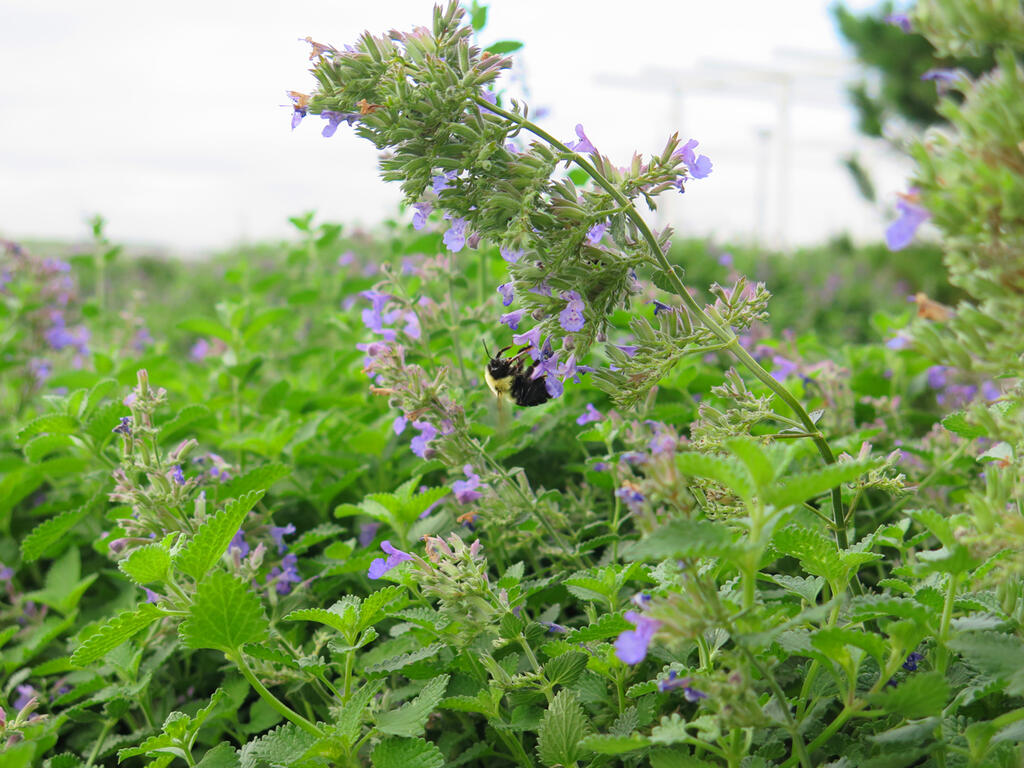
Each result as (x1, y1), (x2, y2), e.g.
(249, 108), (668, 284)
(511, 369), (551, 407)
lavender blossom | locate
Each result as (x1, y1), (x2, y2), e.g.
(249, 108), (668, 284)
(359, 522), (381, 547)
(886, 196), (930, 251)
(452, 464), (483, 504)
(368, 540), (413, 579)
(566, 123), (597, 154)
(576, 403), (603, 425)
(410, 420), (438, 458)
(614, 611), (661, 664)
(412, 201), (433, 230)
(228, 529), (250, 558)
(443, 216), (468, 252)
(586, 221), (608, 245)
(269, 553), (302, 594)
(675, 139), (713, 179)
(500, 246), (524, 263)
(559, 290), (585, 332)
(500, 309), (526, 330)
(112, 416), (132, 436)
(432, 170), (457, 194)
(269, 523), (296, 553)
(497, 282), (514, 306)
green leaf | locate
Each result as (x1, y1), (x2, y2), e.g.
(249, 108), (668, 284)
(72, 604), (164, 666)
(179, 571), (269, 655)
(219, 464), (290, 502)
(947, 631), (1024, 687)
(675, 452), (754, 500)
(485, 40), (524, 55)
(764, 458), (878, 509)
(375, 675), (449, 737)
(174, 490), (264, 581)
(364, 643), (444, 675)
(82, 377), (118, 419)
(772, 525), (835, 579)
(624, 519), (733, 561)
(942, 411), (987, 439)
(159, 404), (212, 442)
(16, 413), (77, 443)
(21, 499), (94, 562)
(371, 737), (444, 768)
(724, 437), (776, 489)
(177, 317), (233, 343)
(543, 651), (588, 687)
(195, 742), (240, 768)
(536, 689), (589, 767)
(238, 723), (317, 768)
(284, 605), (356, 636)
(564, 613), (633, 643)
(578, 734), (651, 754)
(119, 543), (171, 585)
(23, 433), (75, 463)
(868, 672), (949, 719)
(359, 585), (406, 631)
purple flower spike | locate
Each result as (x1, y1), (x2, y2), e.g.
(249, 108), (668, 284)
(500, 309), (526, 330)
(368, 540), (413, 579)
(410, 420), (438, 458)
(412, 201), (433, 230)
(269, 553), (302, 594)
(675, 139), (713, 179)
(926, 365), (948, 389)
(15, 684), (37, 710)
(560, 291), (586, 332)
(500, 246), (524, 263)
(576, 403), (603, 425)
(658, 670), (706, 702)
(443, 216), (468, 253)
(886, 196), (930, 251)
(903, 651), (925, 672)
(498, 282), (514, 306)
(112, 416), (132, 436)
(432, 170), (457, 194)
(453, 464), (484, 504)
(170, 465), (185, 486)
(269, 523), (296, 553)
(143, 588), (161, 604)
(566, 123), (597, 154)
(614, 611), (662, 664)
(228, 529), (250, 558)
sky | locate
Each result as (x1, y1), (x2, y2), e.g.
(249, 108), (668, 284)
(0, 0), (909, 255)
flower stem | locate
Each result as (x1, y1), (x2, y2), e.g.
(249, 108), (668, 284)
(477, 98), (855, 567)
(231, 651), (323, 738)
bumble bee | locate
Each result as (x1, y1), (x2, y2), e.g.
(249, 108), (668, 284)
(484, 343), (550, 407)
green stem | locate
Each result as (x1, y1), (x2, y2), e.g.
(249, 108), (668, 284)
(85, 718), (116, 767)
(447, 274), (468, 384)
(477, 98), (854, 564)
(936, 573), (960, 675)
(231, 652), (323, 738)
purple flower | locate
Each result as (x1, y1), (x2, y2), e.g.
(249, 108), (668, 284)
(393, 415), (408, 435)
(412, 201), (433, 230)
(770, 356), (799, 382)
(658, 671), (707, 702)
(614, 611), (661, 664)
(540, 621), (568, 634)
(500, 246), (524, 263)
(903, 651), (925, 672)
(566, 123), (597, 154)
(112, 416), (132, 436)
(982, 381), (1001, 401)
(614, 344), (638, 358)
(926, 365), (948, 389)
(576, 403), (603, 425)
(288, 91), (308, 130)
(443, 216), (468, 253)
(675, 139), (713, 179)
(886, 197), (930, 251)
(453, 464), (484, 504)
(497, 282), (514, 306)
(321, 110), (358, 137)
(886, 334), (912, 351)
(170, 465), (185, 486)
(403, 310), (421, 340)
(190, 338), (210, 361)
(269, 553), (302, 594)
(560, 291), (586, 332)
(269, 523), (296, 553)
(228, 529), (250, 558)
(432, 170), (457, 194)
(368, 540), (413, 579)
(14, 684), (37, 710)
(921, 68), (960, 83)
(718, 252), (734, 268)
(616, 486), (645, 513)
(586, 221), (608, 245)
(653, 300), (671, 316)
(143, 588), (161, 604)
(410, 420), (438, 458)
(499, 309), (526, 330)
(513, 327), (542, 355)
(359, 522), (381, 547)
(0, 562), (12, 583)
(885, 13), (912, 32)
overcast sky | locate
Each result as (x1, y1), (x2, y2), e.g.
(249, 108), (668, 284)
(0, 0), (907, 254)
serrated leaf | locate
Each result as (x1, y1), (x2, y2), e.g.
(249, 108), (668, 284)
(119, 544), (171, 585)
(72, 604), (164, 666)
(17, 413), (77, 443)
(23, 433), (75, 463)
(195, 742), (240, 768)
(174, 490), (264, 581)
(772, 525), (835, 578)
(159, 404), (212, 442)
(371, 737), (444, 768)
(440, 688), (500, 716)
(21, 499), (95, 562)
(288, 523), (343, 556)
(624, 519), (733, 562)
(947, 631), (1024, 684)
(544, 651), (588, 687)
(218, 463), (290, 501)
(284, 606), (355, 636)
(335, 678), (383, 748)
(536, 689), (589, 767)
(364, 643), (444, 675)
(578, 734), (651, 754)
(765, 458), (878, 509)
(85, 401), (125, 446)
(82, 378), (118, 419)
(941, 411), (987, 439)
(675, 452), (754, 500)
(564, 613), (633, 643)
(179, 571), (269, 655)
(375, 675), (449, 737)
(238, 722), (317, 768)
(724, 437), (776, 489)
(868, 672), (949, 719)
(359, 585), (406, 631)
